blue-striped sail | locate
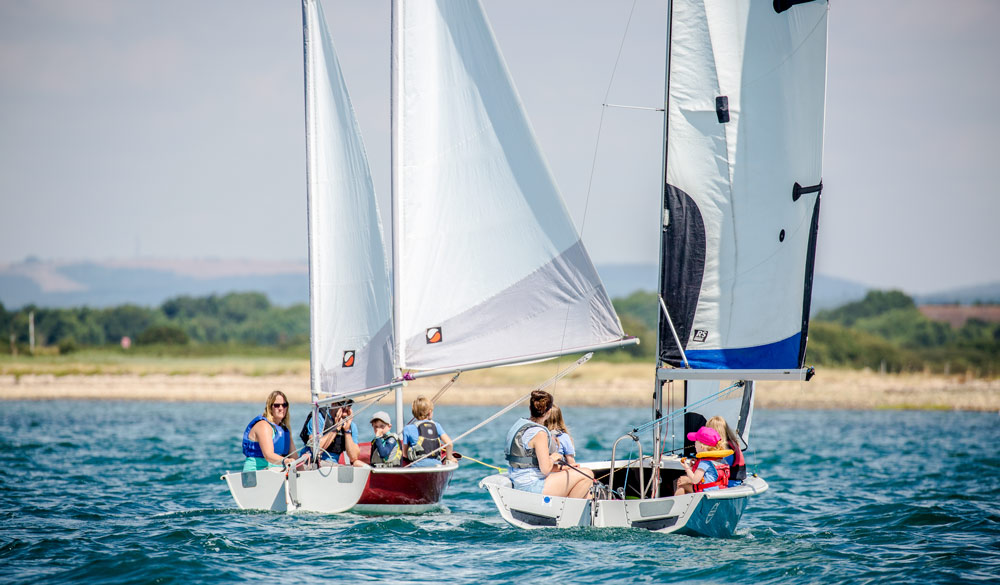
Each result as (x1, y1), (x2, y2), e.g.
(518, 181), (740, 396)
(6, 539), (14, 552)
(658, 0), (829, 370)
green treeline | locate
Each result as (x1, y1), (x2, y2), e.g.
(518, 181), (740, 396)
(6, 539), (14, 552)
(809, 290), (999, 375)
(605, 290), (998, 375)
(0, 292), (309, 354)
(2, 289), (997, 376)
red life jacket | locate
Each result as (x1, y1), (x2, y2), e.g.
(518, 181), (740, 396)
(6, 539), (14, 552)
(692, 457), (730, 492)
(728, 440), (746, 483)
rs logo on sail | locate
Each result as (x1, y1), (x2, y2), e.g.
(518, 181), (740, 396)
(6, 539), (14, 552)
(426, 328), (443, 344)
(342, 351), (355, 367)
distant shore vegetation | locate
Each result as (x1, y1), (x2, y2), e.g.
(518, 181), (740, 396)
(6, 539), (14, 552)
(1, 290), (996, 378)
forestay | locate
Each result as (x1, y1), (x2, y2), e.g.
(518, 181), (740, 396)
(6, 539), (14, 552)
(393, 1), (626, 374)
(659, 0), (828, 370)
(303, 0), (394, 396)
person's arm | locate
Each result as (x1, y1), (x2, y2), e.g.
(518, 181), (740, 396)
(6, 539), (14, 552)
(251, 421), (294, 466)
(563, 435), (577, 466)
(400, 426), (412, 460)
(530, 432), (557, 475)
(681, 459), (705, 483)
(318, 431), (335, 451)
(440, 433), (457, 463)
(343, 422), (361, 462)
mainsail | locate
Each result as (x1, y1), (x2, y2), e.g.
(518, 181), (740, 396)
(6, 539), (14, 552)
(303, 0), (394, 397)
(392, 1), (628, 375)
(658, 0), (828, 370)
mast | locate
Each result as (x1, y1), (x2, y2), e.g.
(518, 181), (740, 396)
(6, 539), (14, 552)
(302, 0), (320, 406)
(652, 0), (675, 486)
(390, 0), (405, 429)
(302, 0), (323, 452)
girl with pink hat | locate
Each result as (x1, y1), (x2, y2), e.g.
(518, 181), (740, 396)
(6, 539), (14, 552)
(674, 426), (731, 496)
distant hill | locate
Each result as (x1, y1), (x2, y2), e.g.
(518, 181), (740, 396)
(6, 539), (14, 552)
(0, 258), (308, 309)
(915, 282), (1000, 305)
(2, 257), (992, 311)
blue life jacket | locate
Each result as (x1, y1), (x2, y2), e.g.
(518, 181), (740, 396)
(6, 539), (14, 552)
(242, 415), (291, 458)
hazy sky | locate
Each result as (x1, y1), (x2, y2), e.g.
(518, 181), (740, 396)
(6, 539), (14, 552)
(0, 0), (997, 294)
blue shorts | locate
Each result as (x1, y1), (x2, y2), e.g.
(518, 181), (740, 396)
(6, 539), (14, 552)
(513, 476), (546, 494)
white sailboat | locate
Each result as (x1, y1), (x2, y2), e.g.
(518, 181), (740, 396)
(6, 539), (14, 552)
(481, 0), (829, 536)
(223, 0), (387, 513)
(225, 0), (637, 514)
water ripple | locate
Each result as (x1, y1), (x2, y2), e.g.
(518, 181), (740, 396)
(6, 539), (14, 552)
(0, 403), (997, 584)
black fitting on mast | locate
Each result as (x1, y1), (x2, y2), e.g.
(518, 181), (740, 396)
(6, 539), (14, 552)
(792, 181), (822, 202)
(773, 0), (820, 14)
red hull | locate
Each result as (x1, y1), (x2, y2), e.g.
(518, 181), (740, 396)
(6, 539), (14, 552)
(354, 442), (456, 508)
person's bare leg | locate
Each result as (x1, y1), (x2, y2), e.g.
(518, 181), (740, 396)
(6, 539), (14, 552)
(674, 476), (692, 496)
(568, 476), (593, 499)
(543, 470), (573, 496)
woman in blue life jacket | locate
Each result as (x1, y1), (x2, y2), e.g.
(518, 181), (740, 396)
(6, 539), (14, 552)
(674, 426), (731, 495)
(544, 405), (577, 466)
(505, 390), (594, 498)
(402, 396), (457, 467)
(706, 415), (745, 487)
(242, 390), (297, 472)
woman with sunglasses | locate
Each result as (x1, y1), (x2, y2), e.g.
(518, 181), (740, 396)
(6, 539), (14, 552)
(241, 390), (298, 472)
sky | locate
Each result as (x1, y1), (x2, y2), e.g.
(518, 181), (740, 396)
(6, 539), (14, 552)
(0, 0), (997, 294)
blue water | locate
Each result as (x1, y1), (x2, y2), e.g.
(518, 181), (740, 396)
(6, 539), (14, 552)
(1, 402), (998, 584)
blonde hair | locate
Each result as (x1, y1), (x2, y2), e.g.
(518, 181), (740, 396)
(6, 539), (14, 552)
(264, 390), (290, 430)
(545, 405), (569, 435)
(411, 395), (433, 420)
(706, 415), (739, 450)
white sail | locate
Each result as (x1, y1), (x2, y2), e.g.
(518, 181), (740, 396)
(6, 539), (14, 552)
(304, 0), (393, 396)
(659, 0), (828, 369)
(392, 1), (626, 374)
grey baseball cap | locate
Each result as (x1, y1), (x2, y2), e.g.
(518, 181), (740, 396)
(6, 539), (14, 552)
(369, 410), (391, 425)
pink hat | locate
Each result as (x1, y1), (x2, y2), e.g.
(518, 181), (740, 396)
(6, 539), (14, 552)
(687, 426), (721, 446)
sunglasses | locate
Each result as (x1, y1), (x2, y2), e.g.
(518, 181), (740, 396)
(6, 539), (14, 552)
(272, 403), (288, 409)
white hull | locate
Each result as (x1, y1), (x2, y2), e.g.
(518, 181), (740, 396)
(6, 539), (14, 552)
(480, 459), (767, 537)
(223, 465), (371, 514)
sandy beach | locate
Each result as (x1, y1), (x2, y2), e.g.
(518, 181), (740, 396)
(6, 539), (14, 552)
(1, 364), (997, 411)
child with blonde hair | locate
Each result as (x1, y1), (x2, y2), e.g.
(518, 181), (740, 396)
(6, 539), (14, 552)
(706, 415), (745, 486)
(674, 426), (730, 495)
(544, 405), (577, 466)
(402, 395), (457, 467)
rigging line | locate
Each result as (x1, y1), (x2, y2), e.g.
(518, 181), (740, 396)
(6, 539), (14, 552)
(580, 0), (640, 238)
(407, 353), (593, 466)
(552, 0), (640, 386)
(603, 103), (664, 111)
(631, 381), (743, 434)
(406, 371), (461, 426)
(456, 453), (506, 474)
(304, 389), (393, 442)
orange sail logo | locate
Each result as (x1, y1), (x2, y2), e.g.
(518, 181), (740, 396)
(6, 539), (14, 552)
(342, 350), (355, 367)
(426, 327), (442, 344)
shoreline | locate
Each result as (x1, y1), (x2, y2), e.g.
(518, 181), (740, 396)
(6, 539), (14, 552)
(1, 366), (997, 411)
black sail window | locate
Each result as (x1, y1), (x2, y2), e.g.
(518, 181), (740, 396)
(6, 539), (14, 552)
(716, 96), (730, 123)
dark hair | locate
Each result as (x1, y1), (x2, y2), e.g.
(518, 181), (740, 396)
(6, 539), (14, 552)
(529, 390), (554, 419)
